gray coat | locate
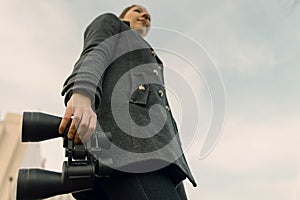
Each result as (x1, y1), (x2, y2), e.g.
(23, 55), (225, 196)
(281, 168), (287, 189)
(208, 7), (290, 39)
(62, 13), (196, 187)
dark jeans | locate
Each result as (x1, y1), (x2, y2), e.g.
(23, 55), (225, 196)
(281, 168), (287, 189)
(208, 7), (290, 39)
(72, 170), (188, 200)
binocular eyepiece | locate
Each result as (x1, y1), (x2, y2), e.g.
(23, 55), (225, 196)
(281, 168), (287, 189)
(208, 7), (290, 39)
(17, 112), (113, 200)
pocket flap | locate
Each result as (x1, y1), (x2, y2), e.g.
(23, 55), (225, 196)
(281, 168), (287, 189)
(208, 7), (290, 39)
(129, 85), (149, 105)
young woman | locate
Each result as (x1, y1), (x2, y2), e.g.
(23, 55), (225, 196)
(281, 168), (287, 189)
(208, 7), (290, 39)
(59, 5), (196, 199)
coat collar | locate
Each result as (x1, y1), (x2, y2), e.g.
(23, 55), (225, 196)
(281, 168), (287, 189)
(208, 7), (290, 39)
(122, 20), (130, 27)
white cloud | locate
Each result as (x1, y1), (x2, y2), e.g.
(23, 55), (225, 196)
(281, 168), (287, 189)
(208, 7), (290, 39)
(183, 0), (297, 74)
(0, 0), (82, 171)
(0, 0), (80, 115)
(184, 112), (300, 199)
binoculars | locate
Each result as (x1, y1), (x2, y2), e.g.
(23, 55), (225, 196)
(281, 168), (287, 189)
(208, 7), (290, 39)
(17, 112), (113, 200)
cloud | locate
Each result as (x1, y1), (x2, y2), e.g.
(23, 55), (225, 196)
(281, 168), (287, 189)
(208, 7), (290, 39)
(0, 0), (81, 115)
(0, 1), (81, 171)
(182, 0), (298, 74)
(184, 112), (300, 199)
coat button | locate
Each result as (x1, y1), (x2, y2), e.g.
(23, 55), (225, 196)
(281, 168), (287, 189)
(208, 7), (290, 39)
(158, 90), (164, 97)
(158, 66), (162, 70)
(165, 105), (170, 111)
(151, 51), (157, 57)
(138, 85), (146, 91)
(153, 69), (159, 76)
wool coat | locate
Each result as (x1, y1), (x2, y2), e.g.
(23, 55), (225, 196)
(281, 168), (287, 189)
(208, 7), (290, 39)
(61, 13), (196, 187)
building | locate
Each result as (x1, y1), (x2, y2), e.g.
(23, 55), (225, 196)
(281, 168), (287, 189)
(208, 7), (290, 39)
(0, 113), (26, 200)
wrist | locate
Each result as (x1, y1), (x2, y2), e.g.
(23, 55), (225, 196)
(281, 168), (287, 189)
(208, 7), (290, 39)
(72, 92), (92, 106)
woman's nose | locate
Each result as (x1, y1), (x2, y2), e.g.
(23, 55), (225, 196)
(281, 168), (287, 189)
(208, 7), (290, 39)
(141, 13), (149, 21)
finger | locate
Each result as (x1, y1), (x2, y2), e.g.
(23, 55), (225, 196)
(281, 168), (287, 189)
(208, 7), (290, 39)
(59, 105), (73, 134)
(74, 138), (81, 144)
(67, 120), (77, 139)
(72, 110), (82, 129)
(82, 113), (97, 142)
(76, 112), (90, 142)
(74, 133), (81, 144)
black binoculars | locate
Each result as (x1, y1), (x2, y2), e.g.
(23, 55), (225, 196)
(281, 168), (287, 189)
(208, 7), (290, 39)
(17, 112), (113, 200)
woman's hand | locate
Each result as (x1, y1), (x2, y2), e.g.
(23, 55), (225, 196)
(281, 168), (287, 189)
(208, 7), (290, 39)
(58, 93), (97, 144)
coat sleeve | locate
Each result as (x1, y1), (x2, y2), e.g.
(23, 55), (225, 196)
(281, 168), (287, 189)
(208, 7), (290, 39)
(61, 13), (121, 110)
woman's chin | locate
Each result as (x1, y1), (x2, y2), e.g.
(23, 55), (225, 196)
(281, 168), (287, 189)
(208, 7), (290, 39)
(134, 27), (149, 37)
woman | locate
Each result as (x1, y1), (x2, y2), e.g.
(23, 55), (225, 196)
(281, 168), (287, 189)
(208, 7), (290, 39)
(59, 5), (196, 199)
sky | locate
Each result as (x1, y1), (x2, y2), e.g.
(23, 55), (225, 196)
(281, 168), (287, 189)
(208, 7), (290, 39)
(1, 0), (300, 199)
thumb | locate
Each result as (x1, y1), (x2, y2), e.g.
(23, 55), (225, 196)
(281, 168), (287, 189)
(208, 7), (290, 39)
(59, 100), (73, 134)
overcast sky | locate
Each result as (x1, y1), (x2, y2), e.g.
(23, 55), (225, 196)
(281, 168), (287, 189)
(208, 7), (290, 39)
(1, 0), (300, 199)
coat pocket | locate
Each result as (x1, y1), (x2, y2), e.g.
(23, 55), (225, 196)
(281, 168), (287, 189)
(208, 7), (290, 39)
(129, 72), (150, 105)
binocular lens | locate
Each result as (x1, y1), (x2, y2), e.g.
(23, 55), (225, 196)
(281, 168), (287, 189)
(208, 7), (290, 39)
(22, 112), (63, 142)
(17, 168), (93, 200)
